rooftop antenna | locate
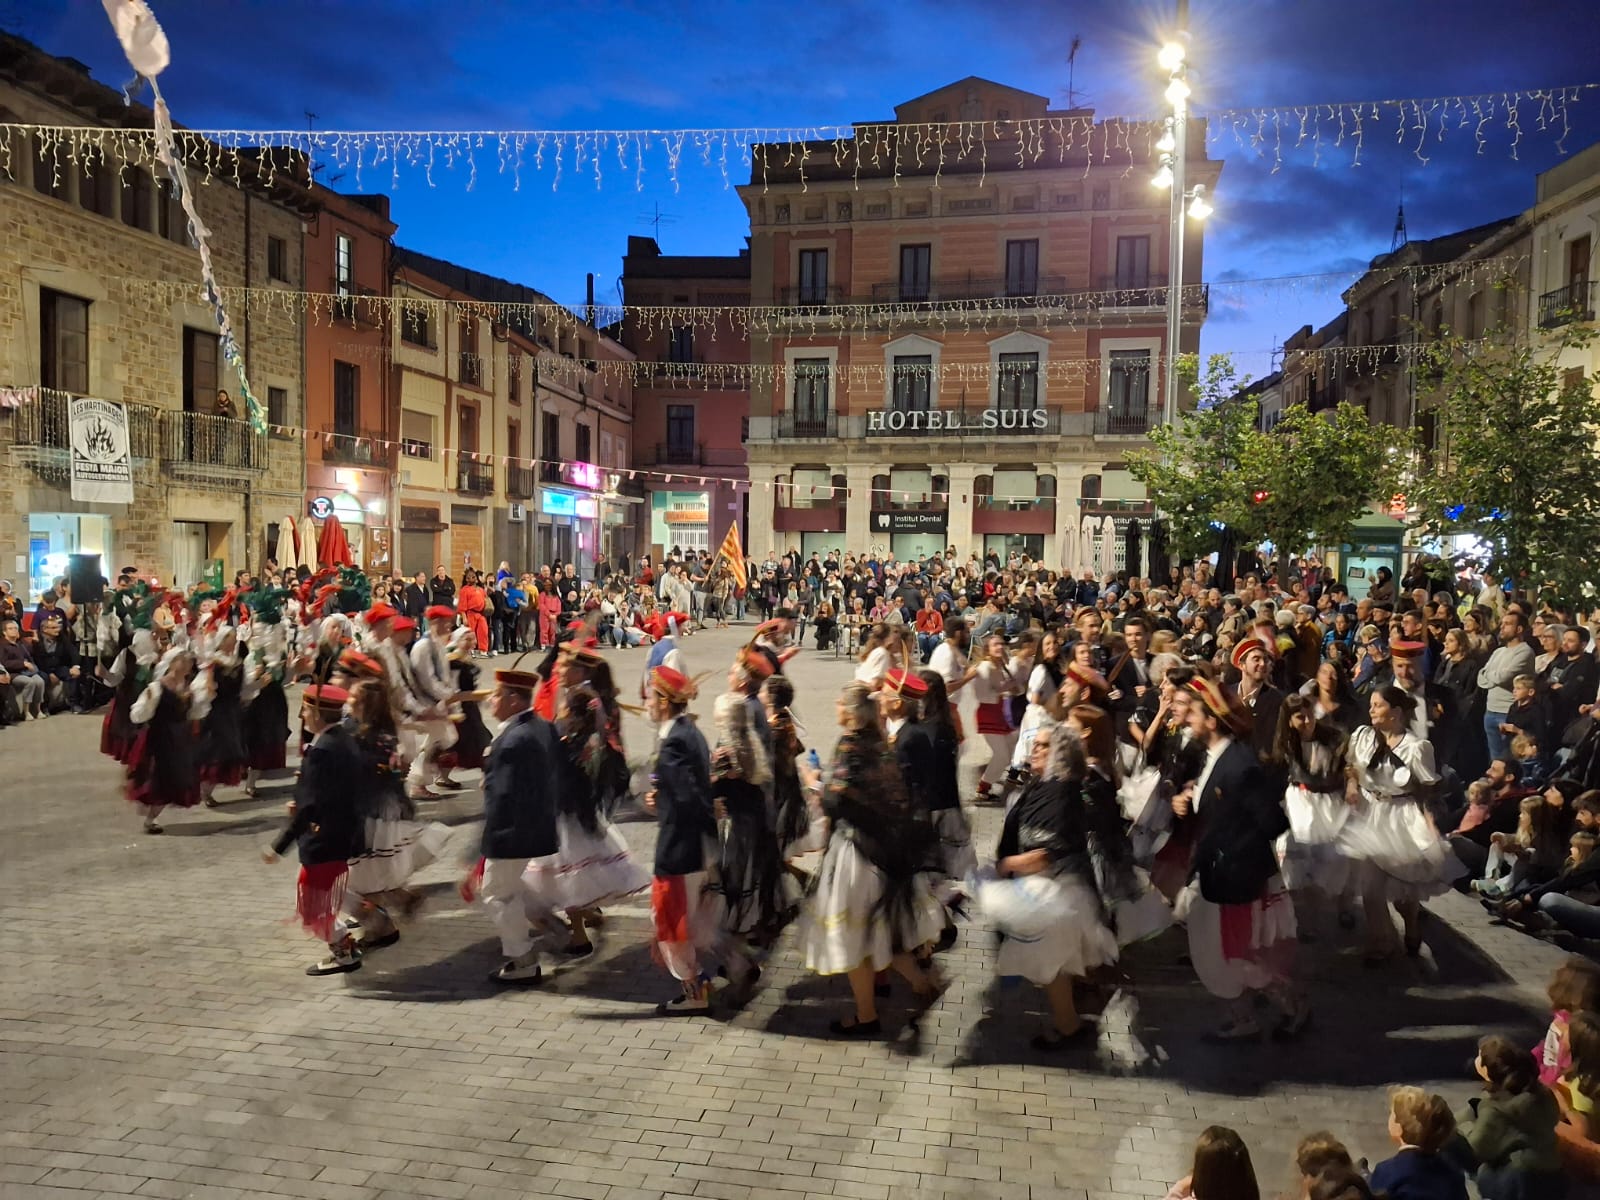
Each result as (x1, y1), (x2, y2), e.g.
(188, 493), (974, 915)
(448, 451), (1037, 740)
(1064, 35), (1085, 108)
(1391, 192), (1409, 252)
(305, 110), (322, 178)
(638, 202), (677, 240)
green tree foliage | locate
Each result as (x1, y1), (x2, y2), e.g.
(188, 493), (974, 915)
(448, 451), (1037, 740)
(1408, 328), (1600, 607)
(1128, 353), (1409, 567)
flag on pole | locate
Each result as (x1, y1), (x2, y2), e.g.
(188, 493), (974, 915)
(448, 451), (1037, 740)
(714, 521), (747, 591)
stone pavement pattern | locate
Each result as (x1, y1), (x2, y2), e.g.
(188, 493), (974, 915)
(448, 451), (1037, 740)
(0, 621), (1573, 1200)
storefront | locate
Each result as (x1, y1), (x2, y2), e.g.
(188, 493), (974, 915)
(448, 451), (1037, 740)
(983, 533), (1046, 561)
(1327, 507), (1409, 598)
(870, 509), (947, 563)
(650, 489), (711, 557)
(540, 488), (598, 575)
(27, 512), (111, 602)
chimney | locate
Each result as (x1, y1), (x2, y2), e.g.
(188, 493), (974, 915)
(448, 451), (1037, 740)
(585, 272), (596, 328)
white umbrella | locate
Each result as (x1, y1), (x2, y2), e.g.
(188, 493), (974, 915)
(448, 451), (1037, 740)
(276, 513), (299, 570)
(1060, 518), (1079, 578)
(1098, 514), (1118, 579)
(1078, 516), (1096, 578)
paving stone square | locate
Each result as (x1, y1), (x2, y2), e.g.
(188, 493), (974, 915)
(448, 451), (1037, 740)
(0, 621), (1572, 1200)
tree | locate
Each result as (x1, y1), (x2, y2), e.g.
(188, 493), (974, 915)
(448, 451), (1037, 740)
(1128, 354), (1408, 572)
(1126, 354), (1262, 563)
(1408, 327), (1600, 608)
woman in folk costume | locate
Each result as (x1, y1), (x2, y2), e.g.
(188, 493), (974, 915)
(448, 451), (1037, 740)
(436, 624), (491, 776)
(644, 665), (722, 1016)
(762, 672), (823, 865)
(801, 682), (947, 1037)
(1128, 666), (1208, 897)
(883, 669), (975, 914)
(125, 646), (210, 834)
(1268, 693), (1354, 901)
(196, 625), (248, 806)
(710, 680), (785, 984)
(525, 683), (650, 957)
(1172, 676), (1309, 1042)
(261, 684), (370, 976)
(457, 569), (491, 656)
(1337, 684), (1465, 964)
(240, 587), (292, 797)
(99, 624), (164, 765)
(340, 679), (450, 952)
(974, 721), (1121, 1049)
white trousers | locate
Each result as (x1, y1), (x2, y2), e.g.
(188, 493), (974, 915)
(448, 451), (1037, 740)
(406, 718), (457, 790)
(482, 857), (536, 960)
(981, 732), (1017, 788)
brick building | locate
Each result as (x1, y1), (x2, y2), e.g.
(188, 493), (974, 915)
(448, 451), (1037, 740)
(0, 34), (307, 597)
(738, 78), (1218, 565)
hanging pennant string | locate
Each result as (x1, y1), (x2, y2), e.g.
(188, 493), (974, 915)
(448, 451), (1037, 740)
(4, 85), (1592, 192)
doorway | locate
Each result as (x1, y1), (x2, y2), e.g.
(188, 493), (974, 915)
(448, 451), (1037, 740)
(172, 521), (208, 590)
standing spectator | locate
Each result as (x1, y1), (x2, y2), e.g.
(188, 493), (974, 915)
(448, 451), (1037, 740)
(1436, 627), (1488, 783)
(1480, 610), (1535, 764)
(500, 576), (526, 653)
(1545, 626), (1598, 741)
(428, 564), (457, 609)
(403, 570), (430, 620)
(0, 579), (23, 626)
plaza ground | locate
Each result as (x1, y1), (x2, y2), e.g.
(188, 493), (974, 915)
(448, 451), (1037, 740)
(0, 620), (1572, 1200)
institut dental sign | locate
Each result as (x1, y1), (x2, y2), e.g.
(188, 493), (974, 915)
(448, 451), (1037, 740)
(865, 408), (1048, 434)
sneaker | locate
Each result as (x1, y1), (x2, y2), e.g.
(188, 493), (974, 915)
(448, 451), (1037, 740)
(490, 951), (543, 985)
(306, 949), (362, 976)
(656, 990), (710, 1016)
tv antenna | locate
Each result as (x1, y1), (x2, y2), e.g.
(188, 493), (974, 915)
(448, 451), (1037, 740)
(638, 202), (677, 239)
(305, 110), (323, 177)
(1063, 35), (1086, 108)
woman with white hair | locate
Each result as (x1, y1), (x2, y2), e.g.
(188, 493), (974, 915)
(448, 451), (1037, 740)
(977, 722), (1120, 1048)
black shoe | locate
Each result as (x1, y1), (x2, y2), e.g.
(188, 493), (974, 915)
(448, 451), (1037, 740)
(359, 929), (400, 951)
(827, 1016), (881, 1038)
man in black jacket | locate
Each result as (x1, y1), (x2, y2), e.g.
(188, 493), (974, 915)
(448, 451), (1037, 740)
(1231, 636), (1284, 761)
(427, 565), (456, 609)
(479, 665), (575, 985)
(1175, 676), (1306, 1042)
(263, 685), (369, 976)
(1545, 627), (1598, 739)
(645, 665), (716, 1015)
(403, 570), (430, 620)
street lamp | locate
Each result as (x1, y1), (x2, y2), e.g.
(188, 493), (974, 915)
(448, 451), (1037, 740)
(1156, 3), (1192, 429)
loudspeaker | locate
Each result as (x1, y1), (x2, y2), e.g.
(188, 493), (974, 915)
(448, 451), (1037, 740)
(69, 553), (105, 604)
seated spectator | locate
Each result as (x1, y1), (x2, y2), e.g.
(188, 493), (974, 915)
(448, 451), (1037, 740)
(1371, 1086), (1467, 1200)
(1512, 732), (1551, 792)
(1557, 1009), (1600, 1141)
(0, 618), (46, 719)
(813, 601), (838, 652)
(1291, 1132), (1354, 1199)
(1306, 1168), (1382, 1200)
(1449, 758), (1531, 878)
(30, 611), (84, 713)
(1447, 1034), (1563, 1199)
(1475, 795), (1563, 897)
(1165, 1125), (1260, 1200)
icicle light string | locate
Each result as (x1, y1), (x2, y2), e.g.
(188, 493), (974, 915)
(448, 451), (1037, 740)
(3, 85), (1591, 192)
(109, 252), (1528, 343)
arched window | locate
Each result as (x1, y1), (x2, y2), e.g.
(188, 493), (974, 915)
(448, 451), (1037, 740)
(1080, 474), (1102, 499)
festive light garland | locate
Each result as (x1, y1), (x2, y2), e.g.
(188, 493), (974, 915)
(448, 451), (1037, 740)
(3, 86), (1590, 192)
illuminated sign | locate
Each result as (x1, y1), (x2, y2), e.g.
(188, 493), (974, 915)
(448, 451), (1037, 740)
(576, 498), (597, 519)
(308, 496), (334, 519)
(542, 492), (578, 517)
(569, 461), (601, 489)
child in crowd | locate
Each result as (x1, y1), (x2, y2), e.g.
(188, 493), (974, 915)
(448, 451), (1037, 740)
(1370, 1086), (1467, 1200)
(1165, 1126), (1260, 1200)
(1557, 1009), (1600, 1143)
(1477, 795), (1549, 896)
(1502, 675), (1550, 772)
(1511, 733), (1548, 791)
(1537, 957), (1600, 1087)
(1291, 1132), (1353, 1198)
(1450, 1034), (1564, 1199)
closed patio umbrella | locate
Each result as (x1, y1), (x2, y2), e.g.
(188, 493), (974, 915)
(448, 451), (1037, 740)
(317, 514), (353, 568)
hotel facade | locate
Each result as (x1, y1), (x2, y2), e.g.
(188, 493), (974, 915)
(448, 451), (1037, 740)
(737, 77), (1219, 566)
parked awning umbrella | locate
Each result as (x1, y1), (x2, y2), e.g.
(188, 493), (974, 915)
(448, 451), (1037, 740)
(1098, 514), (1117, 578)
(318, 514), (353, 568)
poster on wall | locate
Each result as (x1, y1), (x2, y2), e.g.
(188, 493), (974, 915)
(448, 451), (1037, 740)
(68, 397), (134, 504)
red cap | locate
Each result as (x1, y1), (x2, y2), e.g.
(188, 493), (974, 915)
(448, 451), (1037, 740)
(494, 667), (541, 692)
(302, 684), (350, 713)
(1389, 639), (1426, 661)
(338, 649), (385, 679)
(365, 603), (398, 624)
(425, 605), (455, 621)
(650, 665), (698, 704)
(883, 667), (928, 698)
(391, 616), (417, 633)
(737, 646), (776, 680)
(1188, 676), (1250, 733)
(1231, 637), (1271, 669)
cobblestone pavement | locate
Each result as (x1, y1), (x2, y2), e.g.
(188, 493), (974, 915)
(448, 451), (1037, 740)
(0, 621), (1573, 1200)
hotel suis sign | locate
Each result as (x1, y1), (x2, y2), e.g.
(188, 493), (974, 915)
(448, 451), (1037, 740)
(872, 510), (948, 534)
(865, 408), (1048, 435)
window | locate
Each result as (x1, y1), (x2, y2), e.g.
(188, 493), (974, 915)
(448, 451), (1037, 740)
(890, 354), (933, 412)
(575, 423), (592, 464)
(334, 233), (353, 297)
(78, 158), (113, 217)
(1108, 350), (1151, 420)
(267, 236), (289, 283)
(542, 412), (561, 462)
(666, 404), (695, 454)
(1467, 291), (1486, 339)
(120, 168), (152, 231)
(458, 405), (479, 454)
(32, 138), (67, 199)
(267, 386), (288, 431)
(797, 248), (829, 303)
(39, 288), (89, 394)
(458, 316), (481, 386)
(401, 409), (434, 459)
(668, 326), (694, 363)
(158, 179), (186, 244)
(1004, 239), (1039, 296)
(333, 361), (358, 435)
(741, 416), (749, 442)
(996, 352), (1039, 410)
(401, 303), (433, 347)
(182, 328), (220, 414)
(1571, 236), (1593, 288)
(793, 358), (831, 425)
(899, 244), (931, 301)
(1115, 235), (1151, 287)
(507, 419), (521, 458)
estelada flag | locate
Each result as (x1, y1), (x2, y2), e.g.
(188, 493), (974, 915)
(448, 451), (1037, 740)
(714, 522), (747, 592)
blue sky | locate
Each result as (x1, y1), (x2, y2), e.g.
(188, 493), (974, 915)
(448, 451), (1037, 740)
(15, 0), (1600, 381)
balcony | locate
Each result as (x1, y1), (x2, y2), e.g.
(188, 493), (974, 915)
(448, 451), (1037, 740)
(975, 496), (1056, 512)
(321, 426), (393, 468)
(1097, 274), (1168, 308)
(1094, 406), (1153, 436)
(655, 441), (703, 466)
(456, 456), (494, 496)
(507, 464), (535, 500)
(1540, 280), (1595, 329)
(774, 412), (838, 439)
(777, 285), (847, 306)
(332, 286), (382, 329)
(869, 275), (1069, 304)
(161, 410), (267, 479)
(539, 459), (566, 484)
(863, 405), (1067, 437)
(7, 386), (159, 481)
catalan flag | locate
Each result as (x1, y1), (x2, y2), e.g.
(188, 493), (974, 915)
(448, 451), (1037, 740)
(714, 521), (748, 592)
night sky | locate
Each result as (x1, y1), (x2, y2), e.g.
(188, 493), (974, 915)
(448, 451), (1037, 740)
(13, 0), (1600, 381)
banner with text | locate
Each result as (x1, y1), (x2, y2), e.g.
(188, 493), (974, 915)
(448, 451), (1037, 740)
(69, 397), (134, 504)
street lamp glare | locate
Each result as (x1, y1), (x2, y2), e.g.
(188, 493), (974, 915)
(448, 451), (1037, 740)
(1158, 41), (1186, 71)
(1151, 164), (1174, 190)
(1164, 76), (1191, 105)
(1156, 128), (1177, 153)
(1188, 186), (1213, 220)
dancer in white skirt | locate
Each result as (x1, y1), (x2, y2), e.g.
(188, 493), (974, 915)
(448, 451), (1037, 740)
(976, 720), (1119, 1049)
(801, 683), (947, 1037)
(1339, 685), (1466, 964)
(1173, 676), (1309, 1042)
(1268, 693), (1353, 897)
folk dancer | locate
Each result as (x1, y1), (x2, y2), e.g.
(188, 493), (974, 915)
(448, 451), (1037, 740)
(125, 645), (210, 835)
(408, 605), (463, 795)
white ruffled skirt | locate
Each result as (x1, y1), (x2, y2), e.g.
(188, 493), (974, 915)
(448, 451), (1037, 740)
(975, 866), (1120, 985)
(1177, 876), (1298, 1000)
(346, 819), (451, 896)
(1330, 793), (1466, 904)
(1277, 784), (1354, 891)
(800, 837), (946, 976)
(523, 813), (650, 912)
